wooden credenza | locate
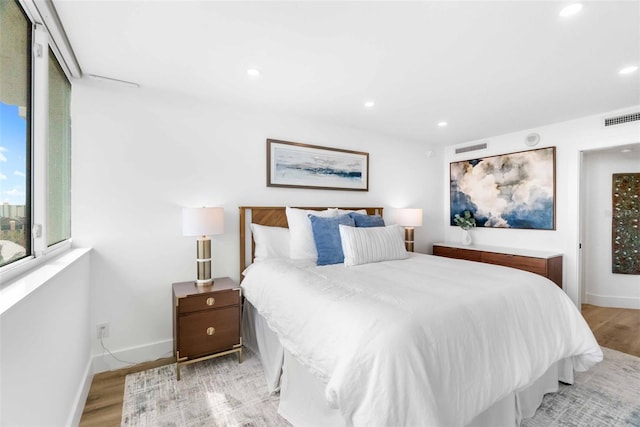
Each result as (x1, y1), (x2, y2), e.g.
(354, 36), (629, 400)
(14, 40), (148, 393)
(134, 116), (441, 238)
(432, 242), (563, 288)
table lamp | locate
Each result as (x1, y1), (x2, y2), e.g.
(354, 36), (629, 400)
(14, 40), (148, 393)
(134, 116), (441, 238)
(182, 207), (224, 286)
(396, 208), (423, 252)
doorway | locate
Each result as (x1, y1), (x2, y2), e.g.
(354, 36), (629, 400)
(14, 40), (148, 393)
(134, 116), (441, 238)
(580, 143), (639, 308)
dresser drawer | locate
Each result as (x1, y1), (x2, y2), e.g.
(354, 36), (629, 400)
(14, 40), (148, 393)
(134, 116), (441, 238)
(178, 289), (240, 314)
(481, 252), (547, 276)
(433, 245), (482, 262)
(178, 306), (241, 359)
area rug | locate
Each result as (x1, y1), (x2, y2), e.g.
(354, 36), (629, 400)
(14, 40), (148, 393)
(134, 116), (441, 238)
(122, 348), (640, 426)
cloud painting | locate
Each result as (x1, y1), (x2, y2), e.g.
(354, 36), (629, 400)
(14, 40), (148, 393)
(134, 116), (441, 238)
(450, 147), (555, 230)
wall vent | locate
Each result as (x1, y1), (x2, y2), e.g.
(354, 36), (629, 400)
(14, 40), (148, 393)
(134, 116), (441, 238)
(455, 142), (487, 154)
(604, 112), (640, 127)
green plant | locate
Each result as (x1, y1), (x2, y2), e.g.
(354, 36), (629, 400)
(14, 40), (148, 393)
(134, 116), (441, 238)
(454, 210), (476, 230)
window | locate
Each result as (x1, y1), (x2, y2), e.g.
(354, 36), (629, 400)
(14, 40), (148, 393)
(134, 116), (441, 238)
(0, 0), (31, 268)
(47, 49), (71, 246)
(0, 0), (74, 275)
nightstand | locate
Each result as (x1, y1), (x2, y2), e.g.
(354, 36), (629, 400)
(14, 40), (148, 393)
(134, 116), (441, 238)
(172, 277), (242, 380)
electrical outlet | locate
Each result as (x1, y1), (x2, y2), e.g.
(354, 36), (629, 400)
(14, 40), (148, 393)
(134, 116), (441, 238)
(96, 322), (109, 339)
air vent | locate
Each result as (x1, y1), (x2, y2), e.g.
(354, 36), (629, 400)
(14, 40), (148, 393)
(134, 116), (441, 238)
(455, 142), (488, 154)
(604, 112), (640, 127)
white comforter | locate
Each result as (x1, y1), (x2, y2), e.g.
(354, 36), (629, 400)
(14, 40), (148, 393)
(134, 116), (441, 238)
(241, 253), (602, 427)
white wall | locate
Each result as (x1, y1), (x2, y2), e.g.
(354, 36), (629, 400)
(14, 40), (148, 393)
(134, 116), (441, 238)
(582, 146), (640, 308)
(444, 106), (640, 307)
(71, 81), (443, 370)
(0, 250), (91, 426)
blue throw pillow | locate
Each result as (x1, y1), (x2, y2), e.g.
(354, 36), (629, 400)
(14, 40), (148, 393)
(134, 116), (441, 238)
(308, 214), (355, 265)
(348, 212), (385, 228)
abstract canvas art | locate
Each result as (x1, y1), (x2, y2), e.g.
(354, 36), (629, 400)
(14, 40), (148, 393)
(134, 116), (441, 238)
(450, 147), (556, 229)
(612, 173), (639, 275)
(267, 139), (368, 191)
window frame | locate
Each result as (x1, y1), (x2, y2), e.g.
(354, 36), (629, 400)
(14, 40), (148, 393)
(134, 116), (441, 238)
(1, 0), (79, 284)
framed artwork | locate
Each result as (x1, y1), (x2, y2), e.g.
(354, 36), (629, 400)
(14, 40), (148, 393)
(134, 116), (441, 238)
(267, 139), (369, 191)
(612, 173), (639, 274)
(450, 146), (556, 230)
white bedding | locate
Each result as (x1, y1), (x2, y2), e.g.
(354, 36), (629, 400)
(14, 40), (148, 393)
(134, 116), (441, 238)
(241, 253), (602, 427)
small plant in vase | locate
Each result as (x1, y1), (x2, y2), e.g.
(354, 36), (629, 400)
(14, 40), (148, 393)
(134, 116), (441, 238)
(454, 210), (476, 245)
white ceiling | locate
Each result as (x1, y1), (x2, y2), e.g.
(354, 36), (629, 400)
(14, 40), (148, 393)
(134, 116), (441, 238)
(54, 1), (640, 146)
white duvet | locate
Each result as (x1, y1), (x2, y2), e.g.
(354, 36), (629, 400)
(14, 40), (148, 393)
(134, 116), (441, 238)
(241, 253), (602, 427)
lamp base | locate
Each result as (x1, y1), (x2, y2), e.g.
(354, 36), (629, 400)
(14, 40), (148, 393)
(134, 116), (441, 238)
(195, 278), (213, 287)
(404, 227), (415, 252)
(195, 236), (213, 286)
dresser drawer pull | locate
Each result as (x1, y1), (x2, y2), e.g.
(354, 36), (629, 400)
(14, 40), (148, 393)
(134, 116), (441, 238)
(206, 326), (215, 336)
(206, 297), (215, 306)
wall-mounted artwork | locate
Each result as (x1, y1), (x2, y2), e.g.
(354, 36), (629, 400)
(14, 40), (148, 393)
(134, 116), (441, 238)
(450, 147), (556, 230)
(267, 139), (369, 191)
(612, 173), (639, 275)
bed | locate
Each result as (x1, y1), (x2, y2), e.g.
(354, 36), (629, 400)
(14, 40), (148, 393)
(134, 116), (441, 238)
(238, 206), (602, 427)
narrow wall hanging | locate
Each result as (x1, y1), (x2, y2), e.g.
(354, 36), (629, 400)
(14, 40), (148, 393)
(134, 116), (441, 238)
(612, 173), (639, 274)
(450, 147), (556, 230)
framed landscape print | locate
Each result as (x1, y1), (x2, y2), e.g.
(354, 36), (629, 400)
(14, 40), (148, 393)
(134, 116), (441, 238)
(450, 146), (556, 230)
(267, 139), (369, 191)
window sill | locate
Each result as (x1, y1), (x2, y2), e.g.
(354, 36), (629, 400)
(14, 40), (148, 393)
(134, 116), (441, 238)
(0, 247), (91, 315)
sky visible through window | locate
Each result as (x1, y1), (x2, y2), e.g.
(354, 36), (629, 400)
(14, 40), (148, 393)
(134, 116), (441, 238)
(0, 102), (27, 206)
(0, 101), (28, 266)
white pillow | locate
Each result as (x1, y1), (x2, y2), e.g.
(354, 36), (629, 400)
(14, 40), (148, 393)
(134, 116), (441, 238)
(336, 208), (368, 215)
(339, 224), (408, 266)
(251, 223), (290, 262)
(286, 207), (338, 260)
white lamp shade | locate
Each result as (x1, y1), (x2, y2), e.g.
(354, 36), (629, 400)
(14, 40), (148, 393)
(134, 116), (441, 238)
(182, 207), (225, 236)
(396, 208), (423, 227)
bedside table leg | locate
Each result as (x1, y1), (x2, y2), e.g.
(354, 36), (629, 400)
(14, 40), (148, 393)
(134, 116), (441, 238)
(176, 362), (181, 381)
(238, 347), (243, 363)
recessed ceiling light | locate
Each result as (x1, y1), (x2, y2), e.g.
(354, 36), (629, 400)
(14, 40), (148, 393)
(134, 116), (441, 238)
(247, 68), (261, 78)
(559, 3), (583, 17)
(364, 101), (375, 108)
(619, 65), (639, 75)
(437, 121), (448, 127)
(621, 148), (633, 153)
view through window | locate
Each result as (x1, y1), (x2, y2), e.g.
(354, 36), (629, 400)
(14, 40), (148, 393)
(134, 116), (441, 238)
(0, 0), (31, 267)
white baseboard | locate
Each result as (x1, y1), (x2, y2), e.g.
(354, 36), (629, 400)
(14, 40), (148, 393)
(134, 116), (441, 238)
(67, 358), (93, 427)
(91, 339), (174, 374)
(585, 293), (640, 309)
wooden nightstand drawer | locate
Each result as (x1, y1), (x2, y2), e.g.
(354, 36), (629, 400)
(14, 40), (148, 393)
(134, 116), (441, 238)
(178, 306), (241, 359)
(178, 289), (240, 315)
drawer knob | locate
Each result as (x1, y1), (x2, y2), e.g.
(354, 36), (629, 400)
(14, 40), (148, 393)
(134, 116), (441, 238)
(206, 326), (215, 336)
(206, 297), (215, 306)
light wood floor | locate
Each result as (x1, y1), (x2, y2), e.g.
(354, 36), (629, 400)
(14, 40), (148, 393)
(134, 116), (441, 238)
(581, 304), (640, 358)
(79, 356), (174, 426)
(79, 305), (640, 426)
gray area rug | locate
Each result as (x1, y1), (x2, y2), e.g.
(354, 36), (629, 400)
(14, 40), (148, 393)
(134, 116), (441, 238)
(122, 348), (640, 426)
(522, 347), (640, 427)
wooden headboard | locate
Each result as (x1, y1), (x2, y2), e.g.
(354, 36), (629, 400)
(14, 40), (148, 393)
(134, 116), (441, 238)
(238, 206), (384, 279)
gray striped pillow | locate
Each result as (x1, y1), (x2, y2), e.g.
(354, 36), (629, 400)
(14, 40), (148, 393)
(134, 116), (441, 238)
(339, 224), (408, 266)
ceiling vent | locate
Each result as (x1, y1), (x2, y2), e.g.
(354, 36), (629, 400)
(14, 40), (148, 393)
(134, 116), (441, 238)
(603, 112), (640, 127)
(455, 142), (488, 154)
